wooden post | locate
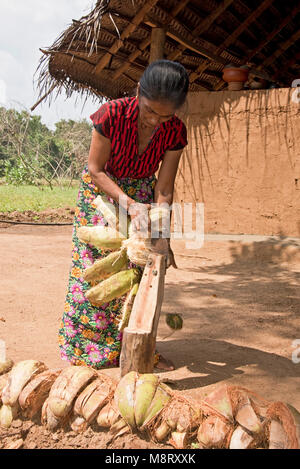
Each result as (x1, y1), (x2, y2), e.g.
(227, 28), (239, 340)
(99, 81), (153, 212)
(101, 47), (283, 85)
(120, 253), (166, 377)
(149, 27), (166, 63)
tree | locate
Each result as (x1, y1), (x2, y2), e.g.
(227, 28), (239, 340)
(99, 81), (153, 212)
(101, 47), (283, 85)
(0, 107), (93, 187)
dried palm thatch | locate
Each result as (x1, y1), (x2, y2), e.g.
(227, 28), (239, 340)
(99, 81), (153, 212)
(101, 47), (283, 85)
(32, 0), (300, 110)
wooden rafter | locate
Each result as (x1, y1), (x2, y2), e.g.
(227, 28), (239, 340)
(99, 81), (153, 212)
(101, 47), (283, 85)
(246, 3), (300, 62)
(112, 0), (189, 80)
(257, 29), (300, 70)
(94, 0), (160, 76)
(145, 18), (228, 64)
(167, 0), (235, 61)
(214, 4), (300, 90)
(272, 51), (300, 81)
(189, 0), (274, 85)
(215, 26), (300, 91)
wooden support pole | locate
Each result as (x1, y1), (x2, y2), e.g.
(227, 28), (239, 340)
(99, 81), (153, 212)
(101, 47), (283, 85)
(120, 253), (166, 377)
(149, 27), (166, 63)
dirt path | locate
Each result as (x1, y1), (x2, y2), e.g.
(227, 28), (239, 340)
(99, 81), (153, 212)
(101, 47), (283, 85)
(0, 223), (299, 448)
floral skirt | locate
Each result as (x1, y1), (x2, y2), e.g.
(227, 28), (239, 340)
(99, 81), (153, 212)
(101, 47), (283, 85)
(58, 166), (157, 369)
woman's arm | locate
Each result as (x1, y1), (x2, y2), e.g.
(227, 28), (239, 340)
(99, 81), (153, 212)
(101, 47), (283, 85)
(88, 129), (135, 211)
(154, 149), (183, 206)
(154, 149), (183, 268)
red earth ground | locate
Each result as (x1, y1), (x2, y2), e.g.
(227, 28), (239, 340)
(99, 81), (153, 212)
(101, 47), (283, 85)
(0, 210), (299, 449)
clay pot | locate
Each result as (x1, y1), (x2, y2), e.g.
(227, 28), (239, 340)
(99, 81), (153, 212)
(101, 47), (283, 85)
(222, 67), (249, 83)
(227, 82), (244, 91)
(222, 67), (249, 91)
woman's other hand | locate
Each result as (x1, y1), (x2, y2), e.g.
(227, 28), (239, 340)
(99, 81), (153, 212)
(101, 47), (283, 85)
(128, 202), (151, 236)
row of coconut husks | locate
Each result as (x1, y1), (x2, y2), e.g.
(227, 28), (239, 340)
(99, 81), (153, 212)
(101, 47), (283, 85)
(0, 359), (299, 449)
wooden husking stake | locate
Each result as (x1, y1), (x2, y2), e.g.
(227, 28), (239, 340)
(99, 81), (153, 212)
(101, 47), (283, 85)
(120, 251), (166, 377)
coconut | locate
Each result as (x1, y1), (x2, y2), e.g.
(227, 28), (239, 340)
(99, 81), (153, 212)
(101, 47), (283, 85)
(155, 421), (171, 441)
(97, 402), (120, 428)
(165, 313), (183, 331)
(269, 420), (289, 449)
(114, 372), (171, 431)
(134, 374), (159, 428)
(267, 402), (300, 449)
(0, 359), (14, 376)
(197, 415), (233, 449)
(229, 425), (254, 449)
(201, 384), (234, 422)
(114, 371), (137, 429)
(169, 431), (189, 449)
(0, 403), (19, 429)
(149, 392), (202, 444)
(233, 392), (263, 434)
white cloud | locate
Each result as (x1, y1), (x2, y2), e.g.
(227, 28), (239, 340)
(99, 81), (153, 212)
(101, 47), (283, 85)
(0, 0), (99, 128)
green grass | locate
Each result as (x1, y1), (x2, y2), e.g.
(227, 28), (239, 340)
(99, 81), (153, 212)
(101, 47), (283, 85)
(0, 183), (80, 212)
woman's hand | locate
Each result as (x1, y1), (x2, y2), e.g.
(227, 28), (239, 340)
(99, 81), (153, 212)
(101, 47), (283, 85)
(128, 202), (152, 236)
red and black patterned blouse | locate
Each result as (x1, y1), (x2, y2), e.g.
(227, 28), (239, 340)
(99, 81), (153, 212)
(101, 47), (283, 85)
(90, 97), (188, 179)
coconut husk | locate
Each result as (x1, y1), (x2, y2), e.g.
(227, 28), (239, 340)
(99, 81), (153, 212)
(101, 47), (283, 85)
(268, 420), (289, 449)
(0, 403), (19, 429)
(114, 372), (172, 432)
(70, 415), (88, 433)
(169, 431), (189, 449)
(148, 391), (203, 443)
(231, 390), (264, 434)
(0, 373), (10, 405)
(48, 366), (97, 419)
(0, 359), (14, 376)
(41, 398), (63, 431)
(97, 401), (120, 428)
(201, 384), (270, 424)
(19, 369), (61, 419)
(266, 402), (300, 449)
(197, 414), (234, 449)
(1, 360), (47, 407)
(72, 373), (117, 429)
(201, 384), (234, 422)
(229, 425), (255, 449)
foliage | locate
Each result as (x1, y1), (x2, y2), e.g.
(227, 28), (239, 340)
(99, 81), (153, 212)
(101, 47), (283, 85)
(0, 106), (93, 188)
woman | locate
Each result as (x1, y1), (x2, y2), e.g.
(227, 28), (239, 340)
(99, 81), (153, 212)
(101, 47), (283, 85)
(58, 60), (189, 371)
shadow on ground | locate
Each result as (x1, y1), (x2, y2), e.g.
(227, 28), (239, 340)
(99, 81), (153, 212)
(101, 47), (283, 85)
(156, 337), (300, 391)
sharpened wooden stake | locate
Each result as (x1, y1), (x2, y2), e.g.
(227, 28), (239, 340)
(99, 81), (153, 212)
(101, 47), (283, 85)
(120, 253), (166, 377)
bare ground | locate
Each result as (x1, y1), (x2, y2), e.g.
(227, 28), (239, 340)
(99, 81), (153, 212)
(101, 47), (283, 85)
(0, 217), (299, 449)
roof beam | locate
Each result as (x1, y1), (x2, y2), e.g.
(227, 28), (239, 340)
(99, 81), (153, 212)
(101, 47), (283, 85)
(215, 27), (300, 91)
(167, 0), (235, 61)
(145, 18), (228, 64)
(112, 0), (189, 81)
(272, 51), (300, 81)
(257, 29), (300, 70)
(246, 3), (300, 61)
(189, 0), (274, 85)
(94, 0), (160, 76)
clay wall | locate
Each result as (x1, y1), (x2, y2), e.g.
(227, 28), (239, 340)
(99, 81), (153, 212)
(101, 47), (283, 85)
(174, 88), (300, 237)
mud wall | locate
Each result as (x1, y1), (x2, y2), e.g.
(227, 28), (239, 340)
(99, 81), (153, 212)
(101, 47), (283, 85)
(174, 88), (300, 237)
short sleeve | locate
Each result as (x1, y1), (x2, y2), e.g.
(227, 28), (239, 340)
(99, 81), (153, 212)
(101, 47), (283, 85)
(90, 103), (111, 139)
(168, 121), (188, 151)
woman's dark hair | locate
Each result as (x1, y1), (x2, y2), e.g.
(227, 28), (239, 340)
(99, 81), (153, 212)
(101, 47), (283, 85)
(139, 60), (189, 108)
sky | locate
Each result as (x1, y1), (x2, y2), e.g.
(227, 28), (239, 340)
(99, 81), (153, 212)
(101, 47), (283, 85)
(0, 0), (101, 129)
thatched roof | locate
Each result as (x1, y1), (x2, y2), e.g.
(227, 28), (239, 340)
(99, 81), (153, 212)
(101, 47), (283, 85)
(32, 0), (300, 109)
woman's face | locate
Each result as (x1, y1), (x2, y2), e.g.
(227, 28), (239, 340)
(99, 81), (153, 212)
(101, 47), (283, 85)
(138, 94), (177, 129)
